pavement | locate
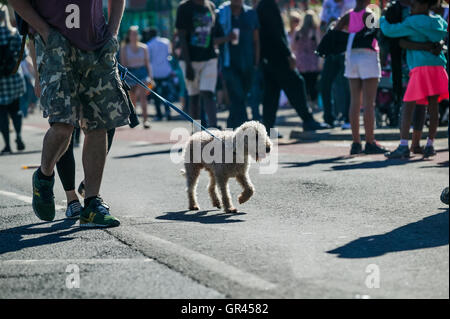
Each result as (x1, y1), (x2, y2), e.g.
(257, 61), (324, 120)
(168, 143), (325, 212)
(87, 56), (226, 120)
(0, 107), (448, 299)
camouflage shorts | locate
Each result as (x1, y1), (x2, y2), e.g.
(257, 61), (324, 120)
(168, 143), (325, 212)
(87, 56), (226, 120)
(35, 28), (130, 131)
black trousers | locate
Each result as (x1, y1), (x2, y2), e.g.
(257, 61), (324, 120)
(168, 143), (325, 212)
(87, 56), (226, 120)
(262, 62), (314, 130)
(301, 72), (320, 102)
(0, 98), (22, 149)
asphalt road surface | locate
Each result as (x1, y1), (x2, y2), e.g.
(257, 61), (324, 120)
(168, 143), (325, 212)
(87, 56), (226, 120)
(0, 109), (448, 298)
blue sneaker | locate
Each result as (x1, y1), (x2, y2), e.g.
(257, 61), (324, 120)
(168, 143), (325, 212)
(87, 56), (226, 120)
(65, 200), (82, 219)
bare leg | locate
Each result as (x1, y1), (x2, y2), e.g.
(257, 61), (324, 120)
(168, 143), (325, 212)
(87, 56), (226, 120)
(65, 190), (79, 203)
(82, 128), (107, 199)
(411, 105), (426, 148)
(411, 130), (422, 148)
(362, 78), (379, 144)
(206, 169), (221, 209)
(186, 164), (201, 210)
(137, 86), (148, 123)
(427, 95), (439, 140)
(400, 102), (416, 140)
(236, 173), (255, 204)
(40, 123), (75, 176)
(349, 79), (363, 143)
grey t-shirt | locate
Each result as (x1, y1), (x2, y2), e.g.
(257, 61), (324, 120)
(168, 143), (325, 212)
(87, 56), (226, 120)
(34, 0), (110, 51)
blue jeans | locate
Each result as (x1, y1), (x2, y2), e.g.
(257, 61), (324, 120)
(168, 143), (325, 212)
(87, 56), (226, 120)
(222, 67), (253, 129)
(248, 67), (263, 121)
(320, 54), (350, 124)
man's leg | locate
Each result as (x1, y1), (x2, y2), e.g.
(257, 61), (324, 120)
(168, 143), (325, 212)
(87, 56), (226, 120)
(223, 68), (248, 129)
(32, 122), (74, 221)
(279, 68), (326, 131)
(200, 91), (218, 128)
(189, 94), (201, 130)
(335, 55), (351, 123)
(40, 123), (75, 176)
(248, 68), (263, 121)
(198, 59), (218, 128)
(320, 55), (339, 125)
(262, 65), (281, 131)
(82, 128), (107, 199)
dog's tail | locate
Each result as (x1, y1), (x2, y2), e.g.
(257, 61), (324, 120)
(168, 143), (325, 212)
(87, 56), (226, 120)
(180, 169), (186, 176)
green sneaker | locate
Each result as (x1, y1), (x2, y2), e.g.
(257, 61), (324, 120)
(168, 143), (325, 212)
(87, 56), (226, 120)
(32, 169), (55, 221)
(79, 197), (120, 228)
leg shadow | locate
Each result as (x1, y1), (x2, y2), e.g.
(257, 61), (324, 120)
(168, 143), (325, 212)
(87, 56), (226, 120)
(156, 210), (246, 224)
(0, 218), (80, 255)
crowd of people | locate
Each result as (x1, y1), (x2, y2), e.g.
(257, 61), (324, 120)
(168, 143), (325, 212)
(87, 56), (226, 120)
(0, 0), (448, 226)
(103, 0), (450, 155)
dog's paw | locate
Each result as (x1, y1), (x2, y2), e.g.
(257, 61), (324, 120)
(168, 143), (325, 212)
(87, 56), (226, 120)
(238, 195), (250, 204)
(212, 201), (221, 209)
(225, 207), (238, 213)
(189, 205), (200, 211)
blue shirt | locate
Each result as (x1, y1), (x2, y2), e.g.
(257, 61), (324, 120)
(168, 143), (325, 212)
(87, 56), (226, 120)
(217, 3), (259, 71)
(380, 14), (448, 70)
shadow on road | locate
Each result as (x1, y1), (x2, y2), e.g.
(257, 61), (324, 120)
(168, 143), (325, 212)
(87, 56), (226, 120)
(0, 150), (42, 157)
(327, 209), (449, 258)
(156, 210), (246, 224)
(112, 149), (176, 159)
(330, 157), (427, 170)
(0, 218), (80, 255)
(281, 156), (350, 168)
(419, 160), (449, 169)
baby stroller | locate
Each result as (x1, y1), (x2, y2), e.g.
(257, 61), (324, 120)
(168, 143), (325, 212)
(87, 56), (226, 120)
(375, 67), (396, 128)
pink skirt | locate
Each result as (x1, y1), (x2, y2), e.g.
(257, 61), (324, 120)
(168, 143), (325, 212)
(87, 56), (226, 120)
(403, 66), (449, 105)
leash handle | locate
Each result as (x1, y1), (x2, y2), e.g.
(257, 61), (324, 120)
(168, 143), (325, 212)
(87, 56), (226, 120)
(118, 64), (221, 141)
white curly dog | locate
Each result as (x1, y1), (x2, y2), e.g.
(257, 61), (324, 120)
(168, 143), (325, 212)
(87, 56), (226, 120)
(182, 121), (273, 213)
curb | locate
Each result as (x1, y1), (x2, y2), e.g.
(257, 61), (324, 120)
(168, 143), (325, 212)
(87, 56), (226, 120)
(290, 126), (449, 141)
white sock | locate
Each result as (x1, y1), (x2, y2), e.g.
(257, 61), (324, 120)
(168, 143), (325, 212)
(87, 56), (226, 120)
(400, 139), (409, 147)
(426, 138), (434, 147)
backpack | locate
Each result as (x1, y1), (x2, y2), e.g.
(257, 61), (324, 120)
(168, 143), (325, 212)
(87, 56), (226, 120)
(0, 36), (18, 76)
(0, 3), (32, 77)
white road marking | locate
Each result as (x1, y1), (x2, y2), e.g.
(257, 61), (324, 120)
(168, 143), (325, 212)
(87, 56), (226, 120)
(0, 258), (153, 265)
(0, 190), (65, 210)
(116, 228), (277, 291)
(1, 189), (276, 291)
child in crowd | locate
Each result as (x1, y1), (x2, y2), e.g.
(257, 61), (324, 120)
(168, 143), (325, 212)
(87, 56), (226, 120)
(381, 0), (448, 159)
(292, 10), (322, 106)
(336, 0), (388, 155)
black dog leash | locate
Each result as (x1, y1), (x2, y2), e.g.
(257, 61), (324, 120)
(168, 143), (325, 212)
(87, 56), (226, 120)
(118, 64), (221, 141)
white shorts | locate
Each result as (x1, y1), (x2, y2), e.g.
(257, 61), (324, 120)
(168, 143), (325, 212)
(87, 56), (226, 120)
(344, 49), (381, 80)
(180, 58), (218, 96)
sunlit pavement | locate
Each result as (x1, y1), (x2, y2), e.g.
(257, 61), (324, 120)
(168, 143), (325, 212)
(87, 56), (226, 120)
(0, 107), (448, 298)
